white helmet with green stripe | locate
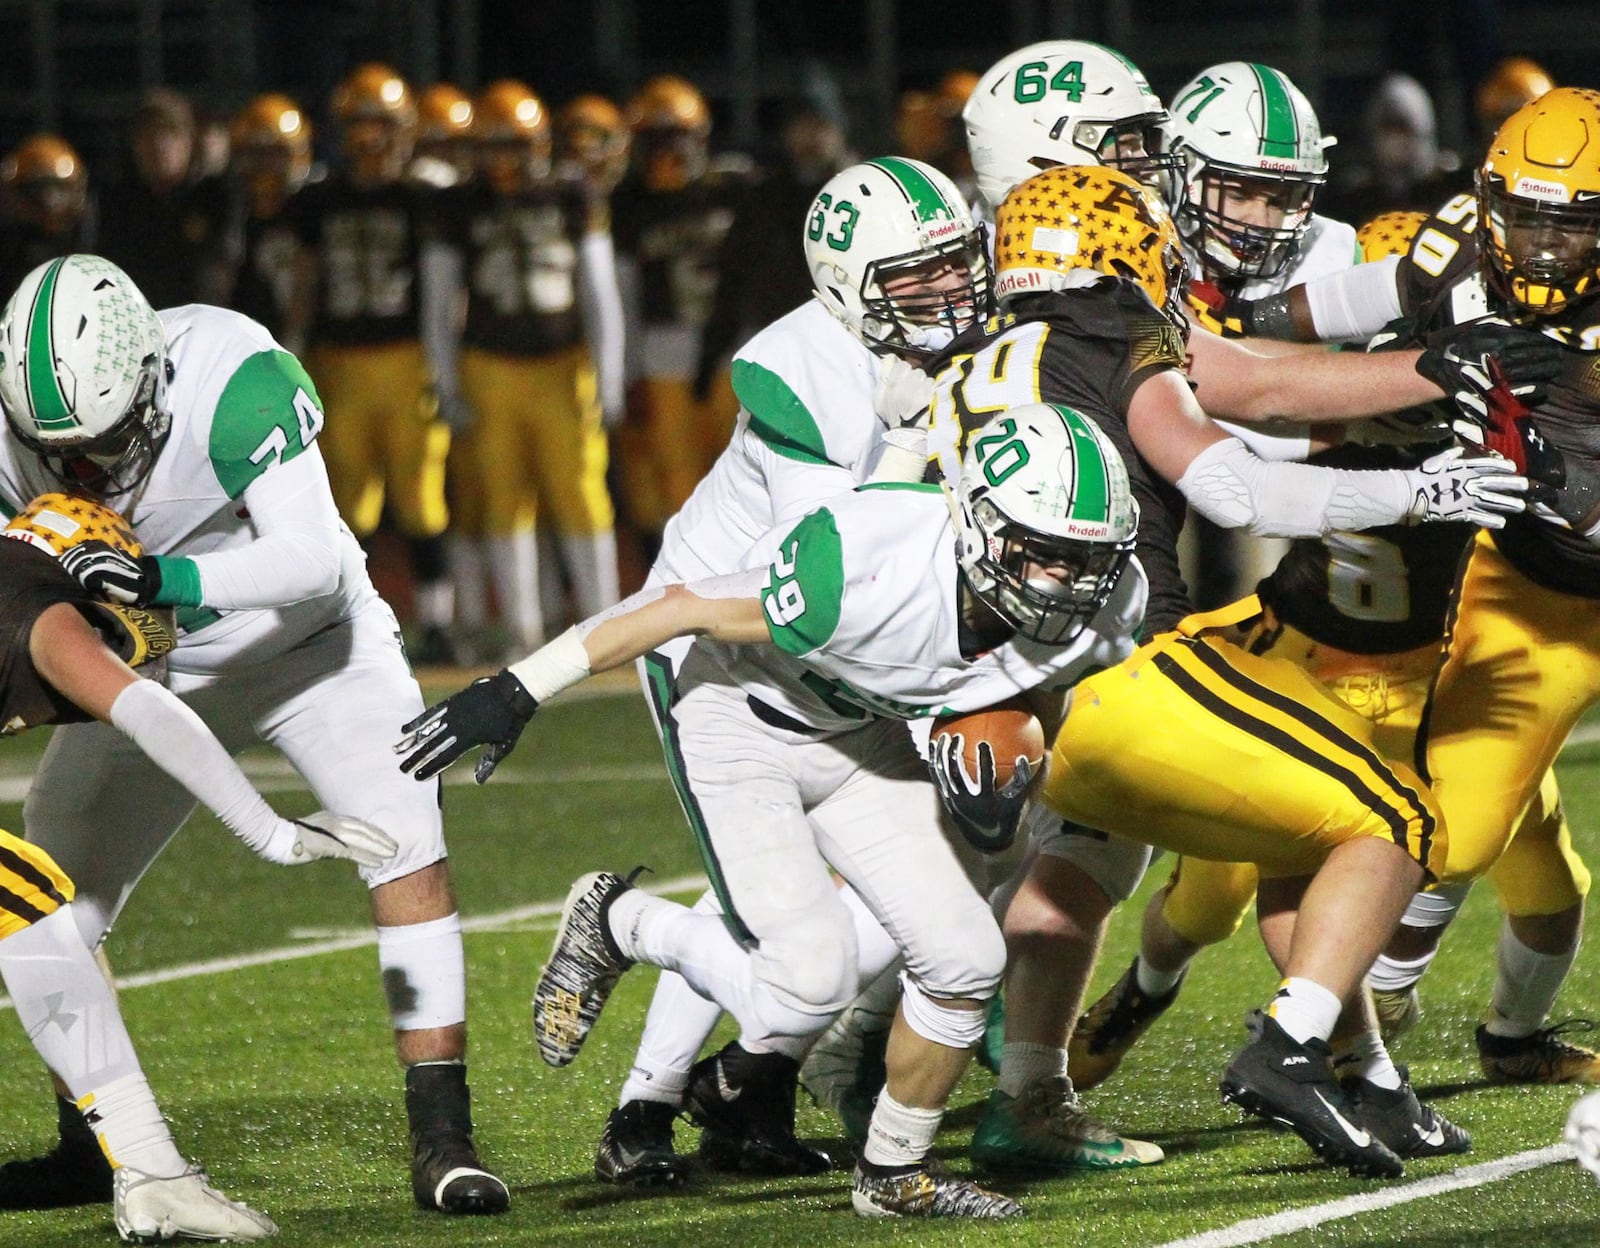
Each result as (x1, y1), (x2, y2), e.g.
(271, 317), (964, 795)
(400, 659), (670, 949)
(1166, 62), (1332, 280)
(805, 156), (989, 359)
(955, 401), (1137, 645)
(0, 255), (170, 496)
(963, 40), (1180, 214)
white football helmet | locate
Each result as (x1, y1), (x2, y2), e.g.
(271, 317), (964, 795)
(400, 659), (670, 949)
(0, 255), (170, 496)
(955, 401), (1137, 645)
(1167, 62), (1332, 280)
(963, 40), (1179, 214)
(805, 156), (989, 358)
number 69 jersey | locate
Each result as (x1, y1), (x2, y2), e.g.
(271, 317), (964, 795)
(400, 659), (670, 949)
(700, 482), (1147, 733)
(0, 305), (371, 672)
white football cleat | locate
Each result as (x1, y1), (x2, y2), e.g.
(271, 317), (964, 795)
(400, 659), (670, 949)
(114, 1165), (278, 1242)
(1566, 1090), (1600, 1183)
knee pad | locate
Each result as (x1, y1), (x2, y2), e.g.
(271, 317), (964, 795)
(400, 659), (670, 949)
(899, 972), (989, 1048)
(1029, 804), (1152, 904)
(752, 910), (859, 1019)
(1401, 881), (1471, 929)
(904, 906), (1004, 1003)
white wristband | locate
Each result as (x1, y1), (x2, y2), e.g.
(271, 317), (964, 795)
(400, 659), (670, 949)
(507, 626), (592, 702)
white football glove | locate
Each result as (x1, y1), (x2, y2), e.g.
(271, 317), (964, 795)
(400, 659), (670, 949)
(261, 811), (399, 868)
(1403, 446), (1529, 529)
(873, 355), (935, 430)
(1565, 1091), (1600, 1183)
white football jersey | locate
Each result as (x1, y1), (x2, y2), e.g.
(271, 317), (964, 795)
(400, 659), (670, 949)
(701, 483), (1147, 733)
(0, 305), (372, 673)
(653, 298), (889, 583)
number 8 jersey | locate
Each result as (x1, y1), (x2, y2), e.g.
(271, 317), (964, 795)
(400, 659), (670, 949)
(0, 305), (372, 673)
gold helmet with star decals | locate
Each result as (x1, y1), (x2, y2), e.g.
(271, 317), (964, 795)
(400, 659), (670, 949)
(994, 164), (1188, 329)
(1356, 209), (1429, 264)
(1478, 86), (1600, 314)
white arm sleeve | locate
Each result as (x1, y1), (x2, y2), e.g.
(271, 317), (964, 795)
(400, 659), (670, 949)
(419, 240), (466, 401)
(1301, 255), (1406, 342)
(188, 448), (343, 608)
(1176, 437), (1412, 538)
(577, 230), (626, 421)
(108, 680), (297, 862)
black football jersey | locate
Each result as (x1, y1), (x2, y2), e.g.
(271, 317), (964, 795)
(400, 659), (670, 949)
(0, 540), (99, 733)
(1257, 443), (1473, 654)
(611, 173), (744, 329)
(436, 182), (592, 356)
(929, 279), (1192, 635)
(291, 177), (429, 347)
(1398, 191), (1600, 598)
(228, 209), (303, 343)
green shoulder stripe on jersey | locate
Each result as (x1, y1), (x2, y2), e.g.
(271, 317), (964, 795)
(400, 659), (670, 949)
(25, 259), (75, 433)
(208, 350), (326, 499)
(1050, 404), (1111, 520)
(868, 156), (953, 223)
(857, 481), (942, 493)
(1250, 64), (1299, 159)
(763, 507), (844, 658)
(731, 359), (837, 468)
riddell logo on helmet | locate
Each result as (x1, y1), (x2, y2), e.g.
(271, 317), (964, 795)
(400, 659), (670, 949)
(1513, 175), (1571, 202)
(1257, 158), (1306, 172)
(1061, 520), (1112, 538)
(924, 219), (962, 242)
(995, 271), (1045, 298)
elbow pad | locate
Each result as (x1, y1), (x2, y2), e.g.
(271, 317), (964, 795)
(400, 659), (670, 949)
(1177, 438), (1410, 538)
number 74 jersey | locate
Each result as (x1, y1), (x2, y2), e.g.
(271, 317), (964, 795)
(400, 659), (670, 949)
(0, 304), (371, 665)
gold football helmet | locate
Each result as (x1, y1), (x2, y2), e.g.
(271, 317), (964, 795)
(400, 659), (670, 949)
(1477, 57), (1556, 138)
(1478, 86), (1600, 314)
(229, 93), (312, 213)
(0, 134), (88, 235)
(1356, 209), (1429, 264)
(415, 83), (475, 180)
(474, 80), (552, 193)
(558, 93), (629, 192)
(994, 165), (1188, 328)
(332, 63), (416, 183)
(627, 75), (710, 190)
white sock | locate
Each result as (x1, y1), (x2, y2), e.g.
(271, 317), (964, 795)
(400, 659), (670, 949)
(997, 1042), (1070, 1098)
(1331, 1031), (1403, 1090)
(376, 914), (467, 1031)
(1135, 953), (1186, 998)
(862, 1089), (942, 1168)
(488, 531), (544, 651)
(448, 534), (489, 632)
(85, 1074), (188, 1177)
(1267, 977), (1343, 1045)
(560, 531), (621, 617)
(1367, 950), (1436, 994)
(1486, 922), (1579, 1039)
(619, 894), (725, 1107)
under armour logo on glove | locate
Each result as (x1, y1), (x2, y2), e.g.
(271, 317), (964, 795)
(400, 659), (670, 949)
(58, 539), (161, 606)
(1404, 446), (1529, 529)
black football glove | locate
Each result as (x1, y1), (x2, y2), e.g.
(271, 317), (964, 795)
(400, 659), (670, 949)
(929, 731), (1034, 853)
(58, 539), (162, 606)
(395, 669), (539, 783)
(1416, 319), (1566, 430)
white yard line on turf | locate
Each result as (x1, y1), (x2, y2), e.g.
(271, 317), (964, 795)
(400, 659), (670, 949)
(1148, 1145), (1576, 1248)
(0, 872), (708, 1009)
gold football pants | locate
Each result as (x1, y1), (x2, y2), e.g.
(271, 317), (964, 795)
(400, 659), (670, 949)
(614, 373), (736, 534)
(0, 827), (73, 941)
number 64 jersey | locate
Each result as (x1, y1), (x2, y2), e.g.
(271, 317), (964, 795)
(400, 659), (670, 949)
(0, 305), (373, 675)
(700, 482), (1148, 733)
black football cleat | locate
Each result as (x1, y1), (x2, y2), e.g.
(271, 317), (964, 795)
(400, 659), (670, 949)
(0, 1095), (113, 1210)
(594, 1100), (690, 1188)
(406, 1062), (509, 1215)
(686, 1041), (831, 1176)
(1340, 1067), (1471, 1158)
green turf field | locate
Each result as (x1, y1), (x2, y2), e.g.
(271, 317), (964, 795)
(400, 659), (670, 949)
(1, 680), (1597, 1246)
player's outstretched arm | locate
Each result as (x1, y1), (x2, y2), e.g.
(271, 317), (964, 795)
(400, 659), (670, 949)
(27, 604), (397, 869)
(396, 576), (771, 783)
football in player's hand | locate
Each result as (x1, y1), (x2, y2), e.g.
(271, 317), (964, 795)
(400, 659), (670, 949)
(932, 700), (1045, 787)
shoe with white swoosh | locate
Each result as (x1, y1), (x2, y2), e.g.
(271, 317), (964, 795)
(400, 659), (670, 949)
(1340, 1066), (1471, 1158)
(685, 1040), (832, 1175)
(1220, 1011), (1405, 1178)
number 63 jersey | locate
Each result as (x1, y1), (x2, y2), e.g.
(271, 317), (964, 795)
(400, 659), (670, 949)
(700, 482), (1148, 733)
(0, 305), (372, 673)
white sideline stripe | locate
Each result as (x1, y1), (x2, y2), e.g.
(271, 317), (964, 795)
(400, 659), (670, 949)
(1149, 1144), (1576, 1248)
(0, 873), (708, 1010)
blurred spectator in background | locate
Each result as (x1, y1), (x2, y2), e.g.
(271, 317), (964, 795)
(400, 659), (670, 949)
(428, 79), (623, 658)
(0, 135), (95, 298)
(611, 74), (749, 561)
(1324, 73), (1462, 223)
(292, 63), (458, 663)
(215, 93), (318, 352)
(97, 88), (227, 310)
(413, 84), (477, 189)
(895, 70), (979, 202)
(692, 99), (851, 402)
(1475, 56), (1555, 145)
(558, 94), (631, 198)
